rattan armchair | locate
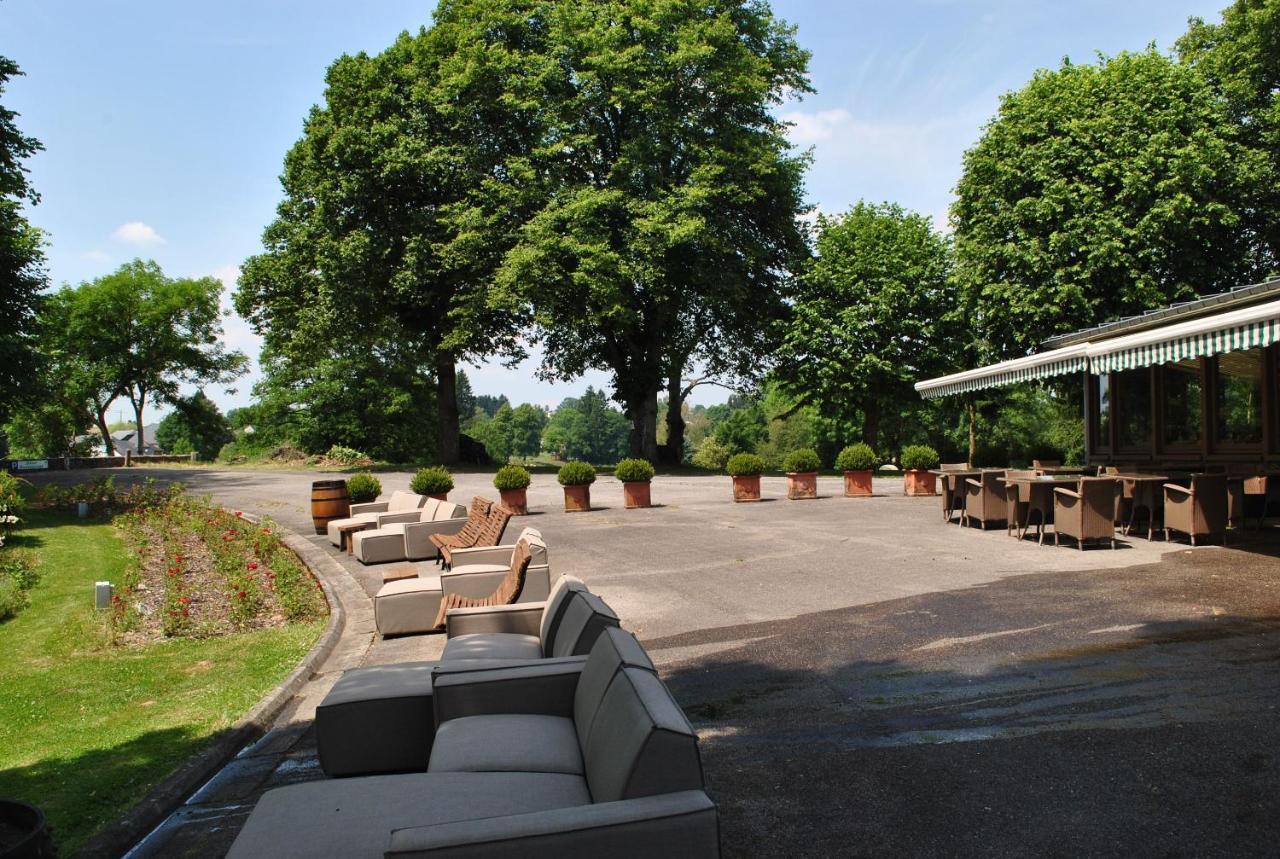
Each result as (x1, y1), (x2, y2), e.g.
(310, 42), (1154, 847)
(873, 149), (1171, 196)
(1002, 470), (1037, 538)
(961, 471), (1007, 530)
(940, 463), (969, 523)
(1053, 477), (1119, 550)
(1163, 473), (1228, 546)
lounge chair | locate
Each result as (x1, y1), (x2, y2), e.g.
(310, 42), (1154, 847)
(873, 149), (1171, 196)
(1053, 477), (1120, 550)
(326, 490), (428, 547)
(432, 497), (511, 568)
(1164, 473), (1228, 546)
(961, 470), (1007, 530)
(350, 501), (467, 564)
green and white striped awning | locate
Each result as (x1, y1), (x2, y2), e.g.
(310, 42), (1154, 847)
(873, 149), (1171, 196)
(915, 298), (1280, 399)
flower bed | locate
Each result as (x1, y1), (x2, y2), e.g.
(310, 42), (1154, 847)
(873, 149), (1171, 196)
(111, 494), (326, 644)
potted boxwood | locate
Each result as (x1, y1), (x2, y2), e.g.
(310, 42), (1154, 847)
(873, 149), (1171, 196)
(783, 448), (821, 500)
(410, 465), (454, 501)
(835, 443), (877, 497)
(900, 444), (940, 496)
(726, 453), (765, 502)
(615, 458), (656, 508)
(345, 472), (382, 504)
(557, 461), (596, 512)
(493, 464), (532, 514)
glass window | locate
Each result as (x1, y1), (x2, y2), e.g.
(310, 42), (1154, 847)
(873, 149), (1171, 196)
(1163, 359), (1203, 447)
(1116, 369), (1151, 449)
(1093, 375), (1111, 449)
(1215, 349), (1263, 444)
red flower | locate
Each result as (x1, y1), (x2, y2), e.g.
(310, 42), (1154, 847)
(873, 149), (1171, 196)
(247, 561), (258, 571)
(175, 553), (183, 563)
(236, 590), (246, 599)
(262, 528), (271, 534)
(235, 511), (243, 517)
(181, 608), (190, 617)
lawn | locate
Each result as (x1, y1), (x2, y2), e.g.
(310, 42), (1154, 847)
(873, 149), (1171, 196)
(0, 509), (323, 853)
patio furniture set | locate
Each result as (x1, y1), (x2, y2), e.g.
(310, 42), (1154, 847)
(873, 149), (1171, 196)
(935, 460), (1254, 549)
(228, 552), (718, 855)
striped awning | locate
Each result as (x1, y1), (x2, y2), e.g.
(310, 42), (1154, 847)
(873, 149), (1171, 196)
(915, 298), (1280, 399)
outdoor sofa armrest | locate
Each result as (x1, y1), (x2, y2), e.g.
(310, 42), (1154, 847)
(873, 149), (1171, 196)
(445, 601), (546, 639)
(403, 518), (467, 539)
(385, 791), (720, 858)
(376, 510), (426, 527)
(1164, 483), (1193, 498)
(350, 501), (390, 516)
(431, 657), (587, 723)
(447, 544), (517, 566)
(1053, 487), (1081, 501)
(964, 478), (982, 490)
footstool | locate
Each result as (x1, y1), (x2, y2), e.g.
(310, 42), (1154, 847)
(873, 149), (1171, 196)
(374, 575), (443, 636)
(351, 525), (409, 564)
(315, 661), (437, 777)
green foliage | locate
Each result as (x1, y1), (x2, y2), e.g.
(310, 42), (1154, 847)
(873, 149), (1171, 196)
(726, 452), (765, 476)
(474, 395), (510, 419)
(493, 464), (532, 491)
(0, 548), (38, 592)
(540, 388), (629, 464)
(777, 202), (955, 452)
(783, 448), (821, 473)
(614, 458), (656, 483)
(713, 403), (768, 455)
(154, 392), (232, 461)
(556, 461), (597, 486)
(410, 466), (454, 496)
(344, 473), (382, 503)
(469, 403), (514, 464)
(324, 445), (370, 465)
(900, 444), (940, 472)
(0, 56), (47, 425)
(508, 404), (548, 460)
(691, 437), (731, 471)
(835, 443), (878, 472)
(455, 370), (477, 422)
(954, 49), (1265, 359)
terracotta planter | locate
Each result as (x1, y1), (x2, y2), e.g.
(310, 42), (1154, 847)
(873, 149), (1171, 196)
(622, 480), (652, 509)
(843, 470), (873, 497)
(786, 471), (819, 500)
(563, 484), (592, 512)
(428, 492), (449, 502)
(499, 487), (529, 514)
(904, 469), (937, 496)
(731, 474), (762, 502)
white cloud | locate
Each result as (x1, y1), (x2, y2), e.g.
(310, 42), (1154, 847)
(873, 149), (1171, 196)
(110, 221), (166, 247)
(781, 108), (853, 145)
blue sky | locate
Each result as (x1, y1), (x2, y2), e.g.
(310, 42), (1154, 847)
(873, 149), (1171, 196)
(4, 0), (1227, 420)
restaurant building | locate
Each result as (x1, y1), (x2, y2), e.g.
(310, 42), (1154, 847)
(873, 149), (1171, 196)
(914, 278), (1280, 469)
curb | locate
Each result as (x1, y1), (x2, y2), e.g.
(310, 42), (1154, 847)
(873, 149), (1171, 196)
(79, 518), (347, 859)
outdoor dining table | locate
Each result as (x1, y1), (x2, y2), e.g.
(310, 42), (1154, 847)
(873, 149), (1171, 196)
(1035, 466), (1088, 476)
(1111, 473), (1170, 540)
(1002, 474), (1082, 544)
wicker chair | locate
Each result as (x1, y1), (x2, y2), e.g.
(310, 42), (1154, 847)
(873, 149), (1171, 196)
(432, 537), (532, 629)
(1032, 459), (1061, 469)
(436, 499), (512, 569)
(1053, 477), (1119, 550)
(1164, 473), (1229, 546)
(962, 471), (1007, 530)
(940, 463), (969, 523)
(1002, 470), (1037, 538)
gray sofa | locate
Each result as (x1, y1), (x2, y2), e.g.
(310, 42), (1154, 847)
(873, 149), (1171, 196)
(231, 628), (718, 857)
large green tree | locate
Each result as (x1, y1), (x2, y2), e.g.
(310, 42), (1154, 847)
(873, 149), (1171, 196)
(155, 391), (233, 461)
(540, 387), (630, 463)
(57, 260), (247, 454)
(236, 23), (537, 464)
(776, 202), (955, 450)
(0, 57), (46, 424)
(953, 49), (1266, 360)
(473, 0), (811, 462)
(1179, 0), (1280, 269)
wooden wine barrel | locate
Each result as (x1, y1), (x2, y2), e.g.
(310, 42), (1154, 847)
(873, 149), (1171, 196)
(310, 480), (350, 535)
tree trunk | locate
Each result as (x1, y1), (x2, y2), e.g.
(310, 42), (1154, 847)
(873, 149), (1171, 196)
(660, 374), (685, 466)
(436, 353), (460, 464)
(863, 399), (881, 451)
(967, 400), (977, 466)
(94, 403), (114, 456)
(625, 388), (660, 462)
(132, 391), (148, 455)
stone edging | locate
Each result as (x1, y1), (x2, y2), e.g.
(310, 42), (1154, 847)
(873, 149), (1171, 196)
(79, 519), (347, 859)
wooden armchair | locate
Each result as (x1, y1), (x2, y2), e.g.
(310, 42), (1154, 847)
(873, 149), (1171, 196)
(1163, 473), (1228, 546)
(1053, 477), (1119, 550)
(962, 471), (1007, 530)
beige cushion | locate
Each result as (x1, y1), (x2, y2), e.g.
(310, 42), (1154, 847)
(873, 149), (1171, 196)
(429, 714), (583, 775)
(353, 528), (408, 565)
(375, 576), (443, 636)
(387, 490), (428, 512)
(327, 512), (380, 546)
(441, 633), (543, 662)
(433, 502), (464, 521)
(226, 771), (590, 859)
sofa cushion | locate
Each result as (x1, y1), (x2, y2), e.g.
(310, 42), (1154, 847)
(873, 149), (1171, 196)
(433, 501), (464, 521)
(441, 633), (543, 662)
(429, 714), (583, 775)
(388, 490), (427, 512)
(226, 771), (591, 859)
(549, 591), (620, 658)
(573, 627), (655, 751)
(316, 661), (437, 777)
(583, 667), (703, 803)
(537, 574), (586, 648)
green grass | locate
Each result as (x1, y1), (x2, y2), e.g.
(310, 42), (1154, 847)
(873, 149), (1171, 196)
(0, 510), (323, 854)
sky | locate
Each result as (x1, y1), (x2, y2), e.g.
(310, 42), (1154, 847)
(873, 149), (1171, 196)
(3, 0), (1229, 422)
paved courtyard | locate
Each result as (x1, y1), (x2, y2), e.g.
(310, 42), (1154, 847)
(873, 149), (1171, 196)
(31, 467), (1280, 856)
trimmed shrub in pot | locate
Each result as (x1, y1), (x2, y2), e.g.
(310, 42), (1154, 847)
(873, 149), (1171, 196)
(493, 465), (532, 514)
(345, 472), (382, 504)
(615, 458), (656, 509)
(726, 453), (765, 502)
(557, 461), (596, 512)
(783, 448), (821, 500)
(835, 443), (877, 497)
(900, 444), (940, 496)
(410, 466), (454, 500)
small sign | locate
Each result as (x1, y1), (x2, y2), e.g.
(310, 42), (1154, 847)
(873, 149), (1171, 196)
(12, 459), (48, 471)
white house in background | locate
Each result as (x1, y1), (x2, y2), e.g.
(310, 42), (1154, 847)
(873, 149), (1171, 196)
(107, 425), (161, 456)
